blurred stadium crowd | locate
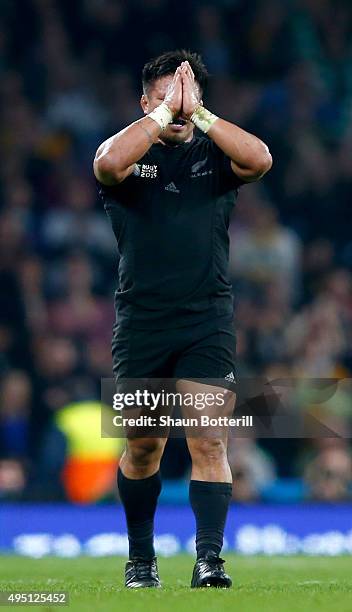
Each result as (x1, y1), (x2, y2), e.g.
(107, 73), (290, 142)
(0, 0), (351, 503)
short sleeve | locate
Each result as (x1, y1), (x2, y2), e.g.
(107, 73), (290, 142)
(208, 140), (245, 196)
(95, 171), (140, 209)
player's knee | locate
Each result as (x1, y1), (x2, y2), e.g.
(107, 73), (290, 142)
(126, 439), (164, 468)
(188, 437), (227, 465)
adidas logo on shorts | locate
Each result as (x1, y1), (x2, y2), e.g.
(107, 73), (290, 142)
(224, 371), (235, 383)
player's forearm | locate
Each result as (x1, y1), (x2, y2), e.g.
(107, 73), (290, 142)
(94, 117), (162, 185)
(207, 118), (272, 181)
(189, 105), (272, 182)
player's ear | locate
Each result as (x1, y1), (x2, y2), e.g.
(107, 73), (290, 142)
(140, 94), (149, 114)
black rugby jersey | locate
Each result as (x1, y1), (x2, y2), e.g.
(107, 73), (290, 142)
(98, 136), (243, 329)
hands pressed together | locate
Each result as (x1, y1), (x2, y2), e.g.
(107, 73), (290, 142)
(95, 57), (272, 186)
(164, 61), (200, 120)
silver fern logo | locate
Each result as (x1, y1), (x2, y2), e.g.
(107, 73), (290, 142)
(191, 157), (212, 177)
(191, 158), (208, 173)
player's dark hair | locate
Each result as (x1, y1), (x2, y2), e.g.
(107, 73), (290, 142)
(142, 49), (208, 94)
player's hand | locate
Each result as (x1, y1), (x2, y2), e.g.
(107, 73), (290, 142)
(164, 67), (183, 118)
(180, 61), (200, 119)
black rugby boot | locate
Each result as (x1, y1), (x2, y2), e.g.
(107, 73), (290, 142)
(191, 553), (232, 588)
(125, 557), (161, 588)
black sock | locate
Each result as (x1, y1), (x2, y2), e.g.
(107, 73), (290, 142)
(189, 480), (232, 559)
(117, 468), (162, 560)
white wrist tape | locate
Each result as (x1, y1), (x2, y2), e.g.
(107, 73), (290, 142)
(148, 102), (173, 130)
(190, 105), (218, 133)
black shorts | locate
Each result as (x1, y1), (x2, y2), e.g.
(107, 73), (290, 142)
(112, 315), (236, 385)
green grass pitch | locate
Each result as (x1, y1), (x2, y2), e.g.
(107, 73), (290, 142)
(0, 555), (351, 612)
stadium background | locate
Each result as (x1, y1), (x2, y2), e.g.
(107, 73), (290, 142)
(0, 0), (351, 556)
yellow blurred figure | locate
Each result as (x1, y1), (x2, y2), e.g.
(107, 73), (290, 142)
(56, 401), (123, 503)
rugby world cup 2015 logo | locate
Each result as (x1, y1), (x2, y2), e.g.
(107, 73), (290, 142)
(133, 163), (158, 178)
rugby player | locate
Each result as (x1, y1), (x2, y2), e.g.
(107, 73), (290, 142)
(94, 50), (272, 588)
